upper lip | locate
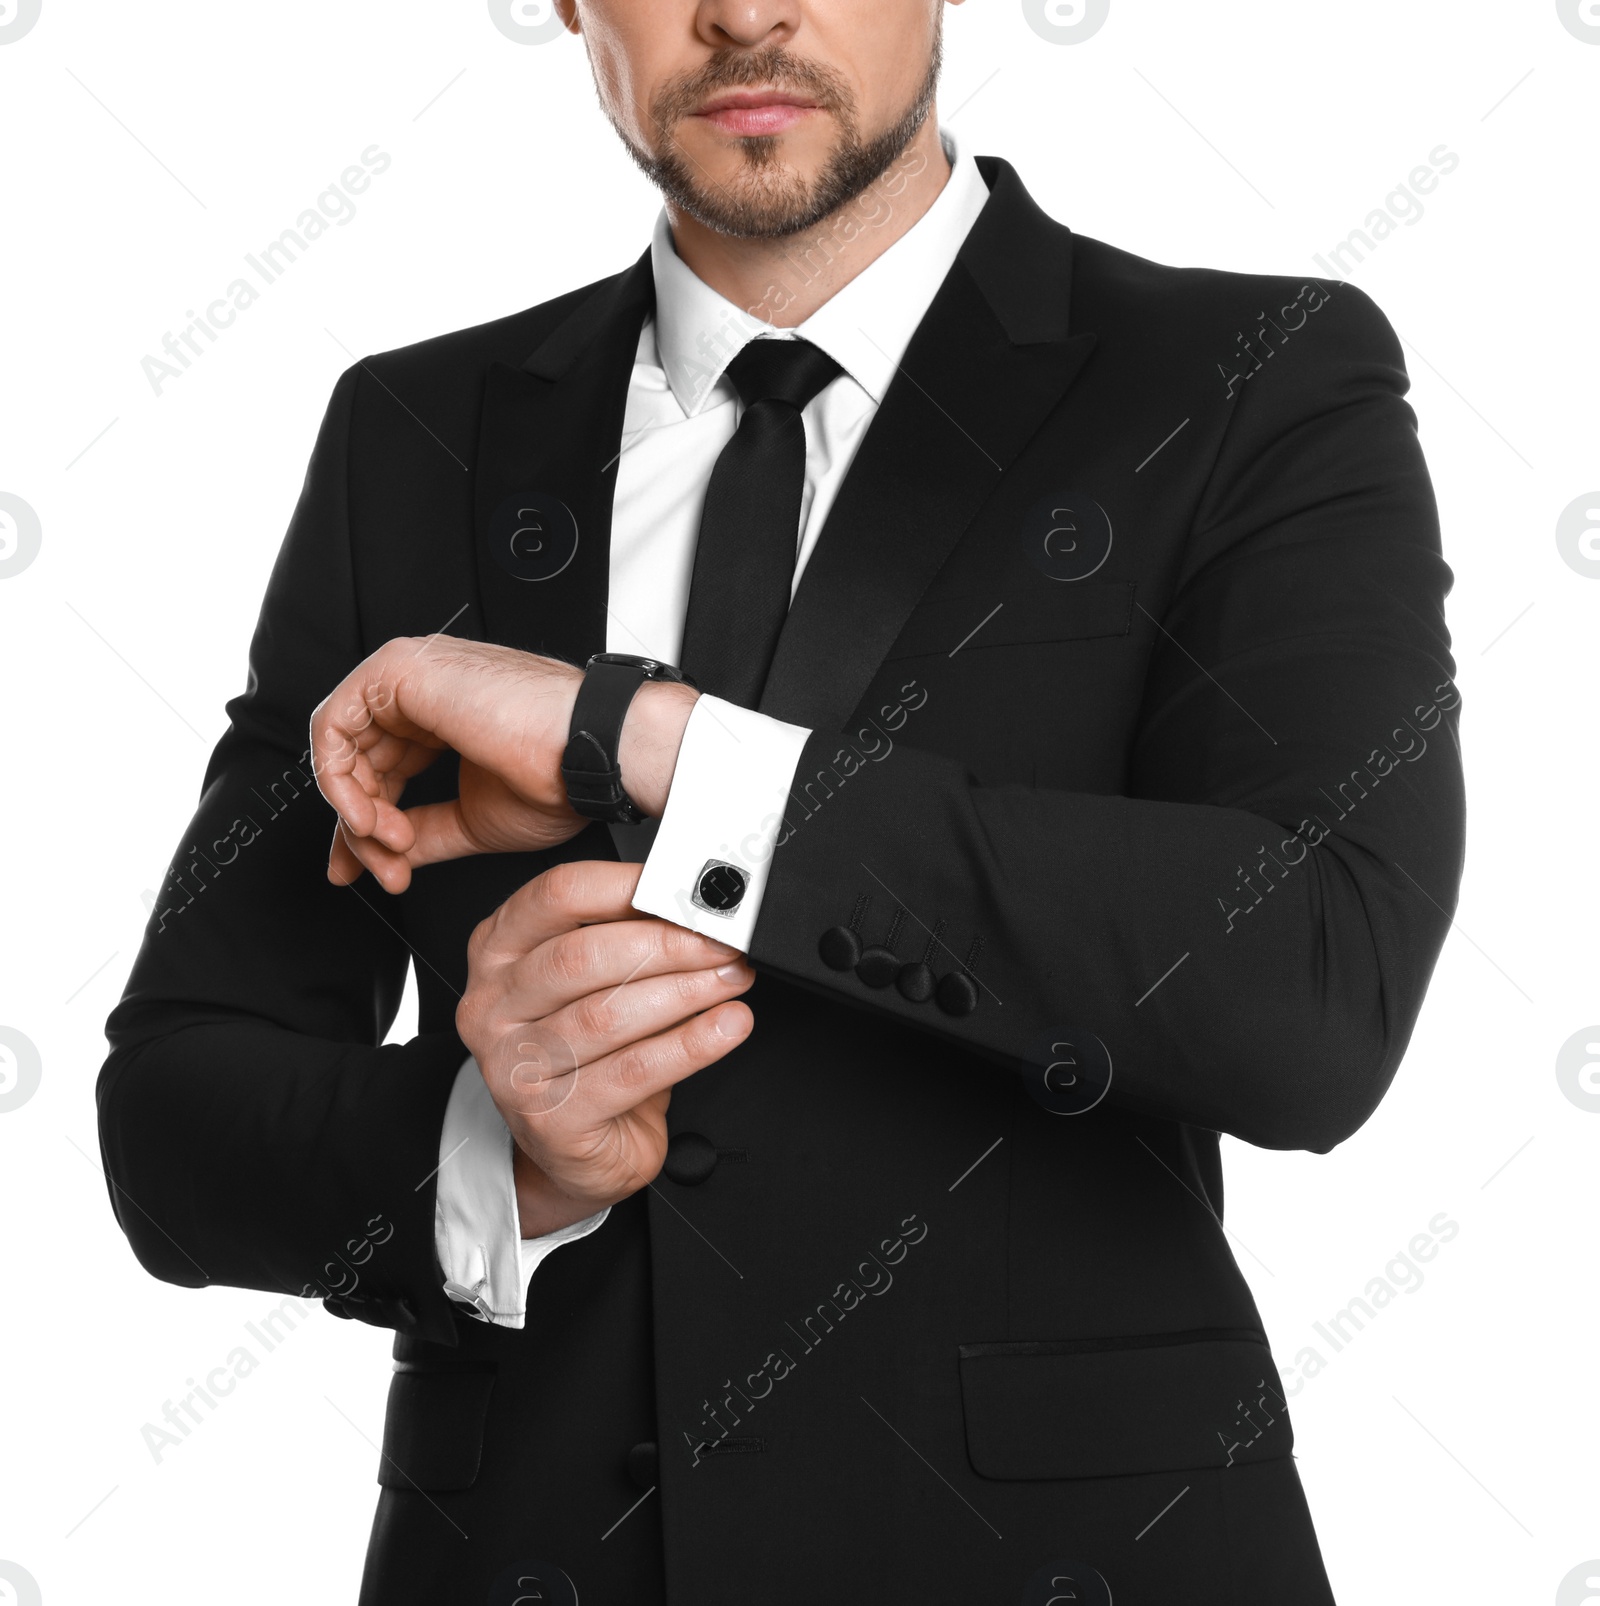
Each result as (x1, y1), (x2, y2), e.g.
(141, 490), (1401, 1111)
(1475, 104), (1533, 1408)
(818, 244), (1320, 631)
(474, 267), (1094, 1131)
(695, 90), (818, 115)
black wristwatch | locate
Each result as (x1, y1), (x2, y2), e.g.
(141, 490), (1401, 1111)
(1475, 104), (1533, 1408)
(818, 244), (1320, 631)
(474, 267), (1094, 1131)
(561, 653), (693, 825)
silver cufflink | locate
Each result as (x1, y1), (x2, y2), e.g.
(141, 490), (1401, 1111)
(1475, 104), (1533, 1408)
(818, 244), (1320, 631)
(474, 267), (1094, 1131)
(692, 859), (748, 916)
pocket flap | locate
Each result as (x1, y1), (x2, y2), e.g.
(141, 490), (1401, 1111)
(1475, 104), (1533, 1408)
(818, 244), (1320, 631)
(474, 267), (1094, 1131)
(958, 1330), (1291, 1481)
(886, 581), (1134, 660)
(377, 1362), (496, 1491)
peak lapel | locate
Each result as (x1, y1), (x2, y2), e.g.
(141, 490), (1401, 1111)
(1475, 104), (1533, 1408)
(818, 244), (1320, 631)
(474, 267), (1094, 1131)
(758, 158), (1098, 732)
(471, 249), (654, 667)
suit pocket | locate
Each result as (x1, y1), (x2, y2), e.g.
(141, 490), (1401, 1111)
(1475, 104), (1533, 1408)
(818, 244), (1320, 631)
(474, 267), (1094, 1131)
(958, 1329), (1292, 1481)
(885, 581), (1134, 660)
(376, 1361), (497, 1492)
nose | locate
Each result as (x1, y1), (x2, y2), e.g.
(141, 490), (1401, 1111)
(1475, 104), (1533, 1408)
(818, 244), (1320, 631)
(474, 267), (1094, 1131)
(695, 0), (800, 51)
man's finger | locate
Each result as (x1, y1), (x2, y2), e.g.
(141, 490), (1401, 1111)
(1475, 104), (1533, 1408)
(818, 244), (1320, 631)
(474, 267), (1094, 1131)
(328, 824), (367, 887)
(507, 917), (744, 1013)
(521, 960), (754, 1083)
(391, 799), (495, 872)
(502, 999), (754, 1129)
(309, 653), (445, 835)
(476, 861), (652, 959)
(585, 1000), (754, 1109)
(329, 821), (415, 894)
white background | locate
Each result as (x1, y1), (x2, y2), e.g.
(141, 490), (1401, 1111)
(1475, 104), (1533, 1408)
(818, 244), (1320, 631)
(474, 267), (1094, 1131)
(1, 1), (1597, 1601)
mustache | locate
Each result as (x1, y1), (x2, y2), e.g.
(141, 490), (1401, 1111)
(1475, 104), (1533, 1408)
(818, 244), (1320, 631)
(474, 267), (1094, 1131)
(652, 46), (853, 128)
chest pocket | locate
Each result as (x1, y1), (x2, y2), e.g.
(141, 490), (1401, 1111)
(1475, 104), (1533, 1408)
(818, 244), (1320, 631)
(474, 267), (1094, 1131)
(885, 580), (1134, 661)
(861, 581), (1137, 793)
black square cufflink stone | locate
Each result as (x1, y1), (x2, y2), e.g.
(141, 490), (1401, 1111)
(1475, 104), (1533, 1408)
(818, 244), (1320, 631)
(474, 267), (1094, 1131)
(692, 859), (748, 916)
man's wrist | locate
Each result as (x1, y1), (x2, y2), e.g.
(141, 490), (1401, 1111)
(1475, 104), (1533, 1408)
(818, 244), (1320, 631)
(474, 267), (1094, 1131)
(513, 1144), (609, 1239)
(616, 679), (700, 819)
(533, 657), (586, 812)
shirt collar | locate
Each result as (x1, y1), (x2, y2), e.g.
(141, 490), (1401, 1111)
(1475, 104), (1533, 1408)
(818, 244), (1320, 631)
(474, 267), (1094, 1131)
(649, 129), (991, 417)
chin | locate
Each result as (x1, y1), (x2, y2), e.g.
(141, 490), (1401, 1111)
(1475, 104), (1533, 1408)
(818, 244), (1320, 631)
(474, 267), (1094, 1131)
(672, 144), (831, 236)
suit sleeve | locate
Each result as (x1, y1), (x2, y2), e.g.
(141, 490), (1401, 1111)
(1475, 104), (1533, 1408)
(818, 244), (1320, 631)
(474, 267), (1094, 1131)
(95, 365), (469, 1346)
(750, 284), (1465, 1154)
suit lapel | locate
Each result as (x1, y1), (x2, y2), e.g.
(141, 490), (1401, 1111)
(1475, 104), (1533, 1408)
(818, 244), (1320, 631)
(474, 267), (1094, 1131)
(471, 249), (654, 667)
(759, 158), (1098, 732)
(470, 161), (1096, 734)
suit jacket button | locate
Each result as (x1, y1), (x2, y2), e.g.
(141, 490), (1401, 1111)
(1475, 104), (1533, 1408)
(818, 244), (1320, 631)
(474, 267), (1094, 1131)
(818, 926), (862, 970)
(936, 971), (980, 1016)
(627, 1440), (659, 1490)
(663, 1131), (718, 1186)
(855, 946), (898, 988)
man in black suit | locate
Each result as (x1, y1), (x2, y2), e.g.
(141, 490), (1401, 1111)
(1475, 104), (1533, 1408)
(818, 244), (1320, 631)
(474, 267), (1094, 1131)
(98, 1), (1465, 1601)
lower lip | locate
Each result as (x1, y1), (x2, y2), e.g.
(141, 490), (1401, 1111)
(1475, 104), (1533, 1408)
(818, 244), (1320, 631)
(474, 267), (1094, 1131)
(698, 102), (814, 137)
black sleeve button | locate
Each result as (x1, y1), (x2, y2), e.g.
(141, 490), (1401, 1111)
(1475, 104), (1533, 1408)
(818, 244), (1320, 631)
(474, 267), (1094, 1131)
(896, 960), (936, 1002)
(855, 946), (898, 988)
(936, 971), (980, 1016)
(818, 925), (863, 970)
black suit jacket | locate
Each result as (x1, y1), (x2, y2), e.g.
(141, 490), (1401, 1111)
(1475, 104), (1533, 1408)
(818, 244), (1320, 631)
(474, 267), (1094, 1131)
(98, 155), (1463, 1606)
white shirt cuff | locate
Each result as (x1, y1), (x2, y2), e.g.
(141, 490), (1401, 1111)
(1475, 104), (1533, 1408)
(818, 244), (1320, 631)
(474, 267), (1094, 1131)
(631, 694), (811, 951)
(433, 1056), (608, 1329)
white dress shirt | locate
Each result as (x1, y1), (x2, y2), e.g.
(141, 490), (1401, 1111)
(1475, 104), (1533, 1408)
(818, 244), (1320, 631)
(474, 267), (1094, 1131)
(435, 131), (992, 1327)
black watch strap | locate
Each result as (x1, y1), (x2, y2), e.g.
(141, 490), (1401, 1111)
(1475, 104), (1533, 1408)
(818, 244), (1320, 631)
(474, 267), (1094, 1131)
(561, 654), (689, 825)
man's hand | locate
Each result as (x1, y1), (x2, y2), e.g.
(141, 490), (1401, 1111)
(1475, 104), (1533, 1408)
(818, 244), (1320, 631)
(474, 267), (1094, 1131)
(309, 636), (698, 893)
(456, 861), (755, 1239)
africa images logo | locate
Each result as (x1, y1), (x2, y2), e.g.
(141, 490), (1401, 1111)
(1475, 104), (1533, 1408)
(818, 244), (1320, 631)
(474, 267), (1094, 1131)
(1556, 0), (1600, 44)
(0, 0), (42, 44)
(488, 0), (566, 45)
(1022, 0), (1111, 45)
(0, 493), (42, 579)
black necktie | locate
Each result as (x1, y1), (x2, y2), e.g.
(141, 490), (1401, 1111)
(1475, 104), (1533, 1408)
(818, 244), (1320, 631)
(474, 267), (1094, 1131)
(679, 336), (844, 707)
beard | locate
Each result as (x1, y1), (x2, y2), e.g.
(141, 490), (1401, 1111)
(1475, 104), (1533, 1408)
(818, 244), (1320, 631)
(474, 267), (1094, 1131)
(609, 34), (942, 241)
